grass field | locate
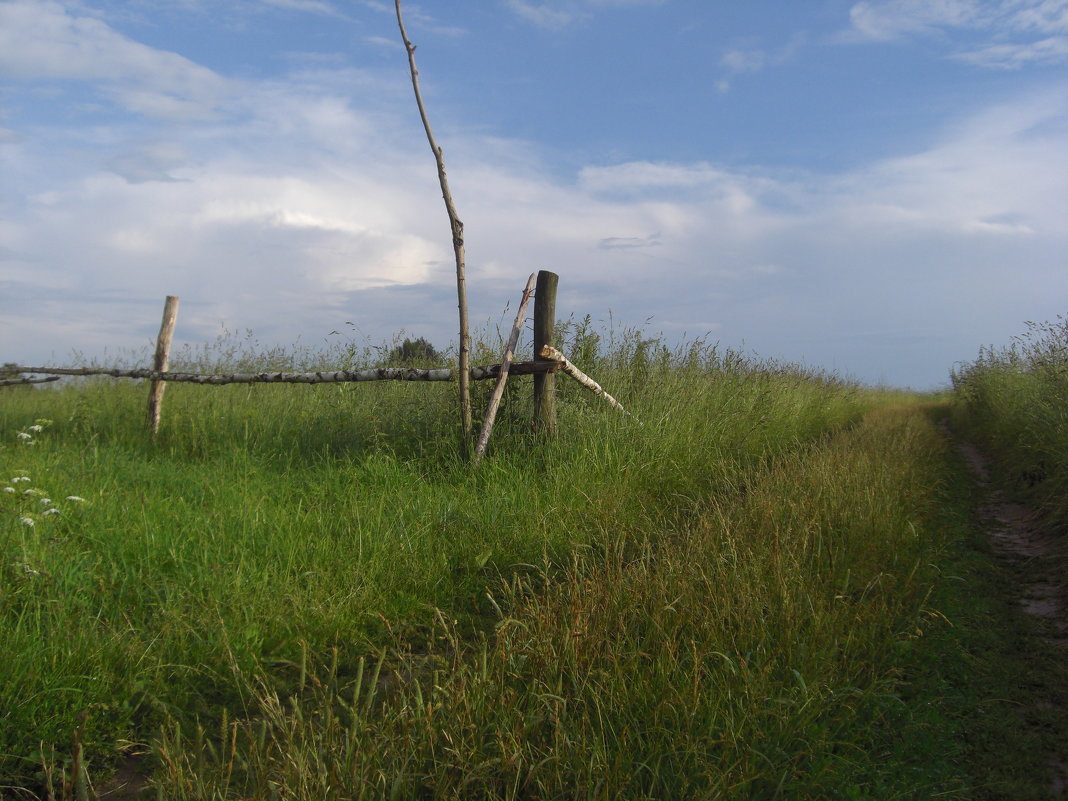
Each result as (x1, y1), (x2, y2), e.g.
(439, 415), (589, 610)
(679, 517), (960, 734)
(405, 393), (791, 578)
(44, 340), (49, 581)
(0, 324), (1061, 798)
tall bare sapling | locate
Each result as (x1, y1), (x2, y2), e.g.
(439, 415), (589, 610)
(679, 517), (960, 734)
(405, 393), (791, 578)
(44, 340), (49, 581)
(395, 0), (473, 451)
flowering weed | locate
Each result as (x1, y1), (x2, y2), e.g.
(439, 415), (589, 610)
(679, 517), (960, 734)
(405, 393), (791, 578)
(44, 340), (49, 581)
(2, 420), (86, 533)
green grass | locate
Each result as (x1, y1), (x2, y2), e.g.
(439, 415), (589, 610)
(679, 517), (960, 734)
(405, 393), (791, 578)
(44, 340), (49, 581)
(0, 329), (1004, 797)
(951, 316), (1068, 534)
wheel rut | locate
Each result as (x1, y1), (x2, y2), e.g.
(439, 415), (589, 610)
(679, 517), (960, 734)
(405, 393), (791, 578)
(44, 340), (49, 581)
(948, 424), (1068, 795)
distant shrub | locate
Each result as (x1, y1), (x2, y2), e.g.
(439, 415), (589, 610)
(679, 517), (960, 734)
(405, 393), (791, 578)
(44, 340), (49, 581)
(387, 337), (441, 366)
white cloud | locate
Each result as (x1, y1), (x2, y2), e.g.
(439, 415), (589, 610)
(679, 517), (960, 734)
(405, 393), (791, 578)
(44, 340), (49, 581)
(260, 0), (343, 15)
(955, 35), (1068, 67)
(0, 1), (235, 119)
(504, 0), (587, 30)
(504, 0), (665, 29)
(721, 48), (766, 74)
(580, 161), (731, 191)
(718, 33), (807, 86)
(848, 0), (981, 40)
(846, 0), (1068, 65)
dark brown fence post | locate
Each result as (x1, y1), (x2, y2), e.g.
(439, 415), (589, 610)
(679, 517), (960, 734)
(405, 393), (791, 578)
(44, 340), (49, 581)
(532, 270), (558, 434)
(147, 295), (179, 435)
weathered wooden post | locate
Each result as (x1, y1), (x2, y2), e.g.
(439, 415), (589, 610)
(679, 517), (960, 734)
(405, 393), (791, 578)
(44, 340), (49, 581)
(532, 270), (558, 434)
(147, 295), (179, 435)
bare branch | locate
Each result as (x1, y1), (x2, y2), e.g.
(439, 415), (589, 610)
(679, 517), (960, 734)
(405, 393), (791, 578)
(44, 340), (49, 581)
(395, 0), (473, 450)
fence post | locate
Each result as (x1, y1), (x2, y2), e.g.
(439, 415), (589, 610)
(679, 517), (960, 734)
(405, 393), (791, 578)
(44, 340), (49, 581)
(532, 270), (558, 434)
(147, 295), (179, 436)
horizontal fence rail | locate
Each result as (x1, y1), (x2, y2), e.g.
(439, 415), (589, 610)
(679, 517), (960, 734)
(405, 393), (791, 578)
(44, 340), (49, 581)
(0, 375), (61, 387)
(7, 361), (562, 385)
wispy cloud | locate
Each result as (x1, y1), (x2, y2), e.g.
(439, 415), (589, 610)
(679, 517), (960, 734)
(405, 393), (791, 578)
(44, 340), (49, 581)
(505, 0), (587, 30)
(599, 232), (662, 250)
(504, 0), (665, 30)
(721, 48), (766, 74)
(0, 1), (235, 119)
(260, 0), (344, 15)
(955, 35), (1068, 68)
(845, 0), (1068, 66)
(717, 33), (807, 91)
(847, 0), (982, 40)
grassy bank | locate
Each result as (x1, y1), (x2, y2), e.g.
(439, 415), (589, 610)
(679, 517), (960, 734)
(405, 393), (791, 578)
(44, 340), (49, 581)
(951, 316), (1068, 533)
(3, 332), (956, 797)
(946, 316), (1068, 798)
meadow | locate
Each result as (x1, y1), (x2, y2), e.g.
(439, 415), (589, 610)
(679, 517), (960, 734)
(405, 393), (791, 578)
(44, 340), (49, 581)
(0, 323), (1038, 799)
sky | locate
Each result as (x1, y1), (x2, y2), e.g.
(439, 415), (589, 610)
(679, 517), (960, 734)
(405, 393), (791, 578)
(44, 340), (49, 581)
(1, 0), (1066, 389)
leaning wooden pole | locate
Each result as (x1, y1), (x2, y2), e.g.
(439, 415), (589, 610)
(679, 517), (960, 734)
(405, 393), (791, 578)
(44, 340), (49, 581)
(147, 295), (179, 435)
(395, 0), (473, 453)
(474, 273), (537, 464)
(532, 270), (559, 435)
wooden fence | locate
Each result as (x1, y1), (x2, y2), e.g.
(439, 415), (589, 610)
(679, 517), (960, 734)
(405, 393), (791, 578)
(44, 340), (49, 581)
(3, 271), (635, 459)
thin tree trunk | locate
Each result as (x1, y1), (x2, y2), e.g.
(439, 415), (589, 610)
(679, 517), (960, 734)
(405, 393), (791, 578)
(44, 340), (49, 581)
(395, 0), (472, 453)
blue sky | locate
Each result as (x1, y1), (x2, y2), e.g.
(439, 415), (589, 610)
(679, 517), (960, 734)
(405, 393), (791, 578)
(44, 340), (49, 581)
(2, 0), (1066, 388)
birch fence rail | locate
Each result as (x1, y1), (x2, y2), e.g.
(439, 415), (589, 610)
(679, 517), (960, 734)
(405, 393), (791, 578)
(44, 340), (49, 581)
(4, 271), (636, 453)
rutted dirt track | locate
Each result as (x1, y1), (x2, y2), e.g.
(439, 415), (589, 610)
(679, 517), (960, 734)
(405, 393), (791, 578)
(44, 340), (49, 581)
(950, 425), (1068, 796)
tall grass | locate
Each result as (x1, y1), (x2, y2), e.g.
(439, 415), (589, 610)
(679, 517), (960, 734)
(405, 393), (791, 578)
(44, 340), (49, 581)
(951, 316), (1068, 533)
(0, 329), (948, 797)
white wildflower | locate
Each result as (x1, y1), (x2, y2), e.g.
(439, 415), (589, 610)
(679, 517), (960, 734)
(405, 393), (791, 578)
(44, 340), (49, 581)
(3, 487), (14, 494)
(65, 496), (85, 502)
(23, 489), (41, 496)
(28, 424), (43, 433)
(40, 498), (52, 505)
(43, 508), (61, 516)
(16, 432), (32, 440)
(11, 476), (30, 483)
(18, 517), (35, 527)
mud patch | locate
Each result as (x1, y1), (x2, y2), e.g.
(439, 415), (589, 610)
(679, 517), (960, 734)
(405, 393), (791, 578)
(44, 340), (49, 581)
(94, 755), (153, 800)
